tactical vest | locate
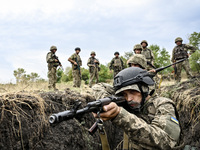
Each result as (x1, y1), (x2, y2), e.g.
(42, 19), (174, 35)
(72, 53), (81, 70)
(142, 48), (153, 61)
(89, 57), (100, 73)
(174, 44), (188, 60)
(46, 52), (59, 68)
(113, 58), (122, 71)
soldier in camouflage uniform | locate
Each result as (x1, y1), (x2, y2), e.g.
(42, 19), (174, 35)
(87, 51), (100, 88)
(171, 37), (196, 83)
(68, 47), (82, 87)
(109, 52), (125, 77)
(93, 67), (181, 149)
(127, 54), (147, 69)
(141, 40), (155, 70)
(46, 46), (62, 91)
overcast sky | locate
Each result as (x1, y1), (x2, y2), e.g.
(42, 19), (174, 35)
(0, 0), (199, 83)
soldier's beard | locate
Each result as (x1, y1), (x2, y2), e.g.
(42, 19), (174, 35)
(127, 100), (141, 111)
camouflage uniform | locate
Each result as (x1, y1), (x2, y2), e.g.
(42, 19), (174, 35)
(141, 41), (154, 71)
(46, 46), (60, 90)
(87, 52), (100, 87)
(171, 38), (196, 82)
(127, 54), (147, 69)
(109, 57), (124, 77)
(69, 53), (82, 87)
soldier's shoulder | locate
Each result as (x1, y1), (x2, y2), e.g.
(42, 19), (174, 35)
(151, 96), (174, 108)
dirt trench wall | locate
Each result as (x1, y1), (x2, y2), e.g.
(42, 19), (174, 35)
(160, 77), (200, 148)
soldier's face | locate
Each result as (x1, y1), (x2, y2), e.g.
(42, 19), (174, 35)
(115, 54), (119, 57)
(53, 49), (57, 53)
(91, 54), (95, 57)
(134, 49), (141, 54)
(176, 41), (182, 46)
(122, 89), (142, 107)
(76, 50), (80, 54)
(141, 43), (147, 47)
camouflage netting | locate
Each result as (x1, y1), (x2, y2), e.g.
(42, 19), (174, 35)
(160, 76), (200, 148)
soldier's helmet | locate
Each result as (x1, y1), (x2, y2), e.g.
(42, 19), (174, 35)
(114, 67), (154, 108)
(141, 40), (148, 46)
(114, 52), (120, 55)
(175, 37), (183, 43)
(50, 46), (57, 51)
(91, 51), (96, 55)
(127, 54), (147, 69)
(75, 47), (81, 51)
(133, 44), (143, 51)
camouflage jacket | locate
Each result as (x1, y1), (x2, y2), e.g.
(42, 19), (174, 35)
(46, 52), (60, 68)
(87, 57), (100, 72)
(69, 53), (82, 70)
(171, 44), (196, 62)
(141, 48), (154, 63)
(112, 96), (181, 150)
(109, 57), (124, 71)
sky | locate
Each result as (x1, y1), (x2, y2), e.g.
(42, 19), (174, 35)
(0, 0), (200, 83)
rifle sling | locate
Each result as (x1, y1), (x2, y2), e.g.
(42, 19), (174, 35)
(97, 122), (110, 150)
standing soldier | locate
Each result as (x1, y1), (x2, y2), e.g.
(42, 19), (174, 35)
(171, 37), (196, 83)
(68, 47), (82, 87)
(109, 52), (125, 77)
(133, 44), (143, 54)
(141, 40), (155, 70)
(87, 51), (100, 88)
(46, 46), (62, 91)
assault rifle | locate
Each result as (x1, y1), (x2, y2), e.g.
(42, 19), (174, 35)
(49, 58), (187, 134)
(52, 54), (64, 71)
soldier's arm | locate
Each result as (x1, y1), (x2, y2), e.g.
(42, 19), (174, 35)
(120, 58), (125, 69)
(171, 48), (175, 62)
(87, 59), (93, 67)
(68, 54), (76, 64)
(151, 50), (155, 61)
(112, 101), (180, 149)
(109, 59), (114, 70)
(80, 58), (82, 66)
(46, 53), (55, 63)
(185, 44), (197, 55)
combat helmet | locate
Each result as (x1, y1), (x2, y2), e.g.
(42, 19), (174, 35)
(127, 54), (147, 69)
(50, 46), (57, 51)
(175, 37), (183, 43)
(75, 47), (81, 51)
(141, 40), (148, 46)
(133, 44), (143, 51)
(90, 51), (96, 55)
(114, 52), (120, 55)
(114, 67), (154, 110)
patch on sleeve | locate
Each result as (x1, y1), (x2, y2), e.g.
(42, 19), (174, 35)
(170, 117), (179, 125)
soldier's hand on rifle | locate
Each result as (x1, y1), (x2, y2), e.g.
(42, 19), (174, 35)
(74, 62), (78, 65)
(172, 65), (175, 68)
(93, 102), (121, 121)
(94, 60), (98, 63)
(55, 59), (58, 62)
(148, 69), (156, 73)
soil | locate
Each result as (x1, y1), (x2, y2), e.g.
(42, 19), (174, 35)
(0, 76), (200, 150)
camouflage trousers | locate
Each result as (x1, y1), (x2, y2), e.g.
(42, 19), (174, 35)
(48, 66), (57, 90)
(72, 69), (81, 87)
(113, 70), (121, 78)
(89, 69), (99, 87)
(175, 59), (193, 82)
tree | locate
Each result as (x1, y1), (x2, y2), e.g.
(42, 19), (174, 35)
(149, 45), (172, 74)
(13, 68), (26, 83)
(29, 72), (40, 82)
(188, 32), (200, 73)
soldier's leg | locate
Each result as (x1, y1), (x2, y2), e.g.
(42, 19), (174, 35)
(175, 62), (182, 83)
(52, 67), (57, 90)
(76, 70), (81, 87)
(72, 70), (77, 87)
(89, 72), (95, 87)
(182, 59), (193, 79)
(95, 69), (99, 84)
(48, 67), (53, 89)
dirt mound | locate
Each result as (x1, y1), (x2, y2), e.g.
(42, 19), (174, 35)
(160, 76), (200, 148)
(0, 88), (123, 150)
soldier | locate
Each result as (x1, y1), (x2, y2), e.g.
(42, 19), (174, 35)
(68, 47), (82, 87)
(46, 46), (62, 91)
(93, 67), (181, 149)
(87, 51), (100, 88)
(109, 52), (125, 77)
(141, 40), (155, 70)
(171, 37), (196, 83)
